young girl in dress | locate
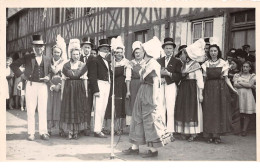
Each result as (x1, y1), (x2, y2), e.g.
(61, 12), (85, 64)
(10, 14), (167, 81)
(201, 44), (238, 144)
(174, 39), (204, 142)
(123, 37), (170, 158)
(233, 61), (256, 136)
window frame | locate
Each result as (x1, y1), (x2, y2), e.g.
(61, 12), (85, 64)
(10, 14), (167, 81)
(191, 18), (213, 43)
(134, 30), (148, 43)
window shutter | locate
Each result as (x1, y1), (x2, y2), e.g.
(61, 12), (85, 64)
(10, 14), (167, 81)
(213, 16), (224, 51)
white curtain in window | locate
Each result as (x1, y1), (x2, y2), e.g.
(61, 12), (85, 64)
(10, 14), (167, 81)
(193, 23), (202, 40)
(204, 21), (213, 38)
(233, 30), (245, 49)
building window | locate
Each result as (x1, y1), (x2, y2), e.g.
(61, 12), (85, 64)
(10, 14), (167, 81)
(135, 30), (148, 43)
(233, 10), (255, 23)
(231, 9), (255, 53)
(192, 19), (213, 43)
(65, 8), (75, 21)
(54, 8), (60, 24)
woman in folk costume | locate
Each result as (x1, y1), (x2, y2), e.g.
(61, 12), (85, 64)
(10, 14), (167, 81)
(201, 37), (238, 144)
(125, 41), (145, 127)
(6, 57), (14, 109)
(174, 39), (205, 142)
(60, 39), (89, 140)
(233, 61), (256, 136)
(47, 35), (67, 136)
(104, 36), (129, 135)
(123, 36), (171, 158)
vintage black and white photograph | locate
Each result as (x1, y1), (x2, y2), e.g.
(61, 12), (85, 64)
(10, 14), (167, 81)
(4, 5), (257, 162)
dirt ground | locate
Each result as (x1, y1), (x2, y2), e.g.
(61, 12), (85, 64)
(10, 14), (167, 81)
(6, 109), (256, 161)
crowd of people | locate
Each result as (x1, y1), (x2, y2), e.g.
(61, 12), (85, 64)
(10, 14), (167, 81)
(6, 33), (256, 158)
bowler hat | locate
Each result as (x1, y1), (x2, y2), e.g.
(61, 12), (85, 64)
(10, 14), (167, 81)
(162, 37), (176, 48)
(32, 34), (45, 45)
(81, 37), (94, 47)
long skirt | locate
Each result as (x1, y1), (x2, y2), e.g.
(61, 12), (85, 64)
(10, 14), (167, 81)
(105, 76), (126, 119)
(203, 79), (232, 135)
(126, 78), (141, 125)
(129, 83), (171, 148)
(47, 88), (62, 131)
(174, 79), (203, 134)
(60, 80), (89, 133)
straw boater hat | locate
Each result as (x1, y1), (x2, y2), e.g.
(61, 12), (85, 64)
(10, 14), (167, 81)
(81, 37), (94, 48)
(142, 36), (162, 59)
(32, 34), (45, 45)
(162, 37), (176, 48)
(185, 38), (206, 62)
(98, 39), (111, 49)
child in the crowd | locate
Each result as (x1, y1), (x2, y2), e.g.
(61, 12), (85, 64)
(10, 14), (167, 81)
(233, 61), (256, 136)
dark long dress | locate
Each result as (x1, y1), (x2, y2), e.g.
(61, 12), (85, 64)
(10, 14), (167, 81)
(174, 61), (203, 134)
(60, 61), (89, 133)
(105, 65), (126, 119)
(202, 65), (233, 135)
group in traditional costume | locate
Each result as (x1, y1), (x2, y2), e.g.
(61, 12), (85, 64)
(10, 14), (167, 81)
(8, 31), (256, 161)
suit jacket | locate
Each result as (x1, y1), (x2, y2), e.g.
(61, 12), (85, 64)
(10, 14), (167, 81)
(246, 54), (255, 63)
(88, 55), (112, 94)
(157, 56), (182, 85)
(10, 53), (52, 82)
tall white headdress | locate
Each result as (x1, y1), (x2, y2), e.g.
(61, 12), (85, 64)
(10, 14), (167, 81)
(132, 41), (142, 52)
(67, 39), (80, 59)
(54, 34), (67, 61)
(111, 36), (125, 51)
(185, 38), (206, 62)
(142, 36), (162, 59)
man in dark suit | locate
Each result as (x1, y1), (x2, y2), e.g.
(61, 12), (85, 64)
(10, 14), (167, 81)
(242, 44), (255, 63)
(88, 39), (112, 138)
(79, 37), (95, 136)
(80, 37), (94, 63)
(157, 37), (182, 139)
(10, 35), (51, 141)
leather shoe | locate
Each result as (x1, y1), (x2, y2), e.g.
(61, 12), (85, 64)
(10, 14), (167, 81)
(40, 134), (50, 140)
(142, 150), (158, 158)
(27, 134), (35, 141)
(94, 132), (107, 138)
(122, 147), (139, 155)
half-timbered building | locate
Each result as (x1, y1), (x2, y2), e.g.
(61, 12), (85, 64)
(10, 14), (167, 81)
(6, 7), (255, 60)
